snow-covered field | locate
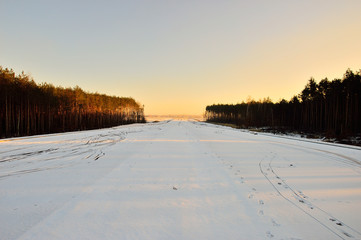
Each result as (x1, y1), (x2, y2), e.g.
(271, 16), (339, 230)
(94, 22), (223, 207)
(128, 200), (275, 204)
(1, 121), (360, 240)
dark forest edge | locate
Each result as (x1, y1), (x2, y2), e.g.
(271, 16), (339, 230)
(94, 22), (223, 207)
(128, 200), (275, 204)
(205, 69), (361, 145)
(0, 66), (145, 139)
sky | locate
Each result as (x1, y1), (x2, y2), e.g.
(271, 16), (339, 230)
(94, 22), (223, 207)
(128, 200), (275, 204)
(1, 0), (360, 115)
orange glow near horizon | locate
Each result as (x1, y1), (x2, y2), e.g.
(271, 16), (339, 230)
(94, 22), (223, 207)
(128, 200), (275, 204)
(1, 1), (360, 115)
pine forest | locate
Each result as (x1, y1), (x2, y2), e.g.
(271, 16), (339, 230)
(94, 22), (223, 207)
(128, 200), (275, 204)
(205, 69), (361, 140)
(0, 66), (145, 138)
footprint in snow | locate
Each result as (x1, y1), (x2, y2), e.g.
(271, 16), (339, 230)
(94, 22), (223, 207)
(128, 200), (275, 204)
(342, 231), (353, 237)
(271, 219), (280, 227)
(266, 231), (274, 238)
(259, 200), (264, 205)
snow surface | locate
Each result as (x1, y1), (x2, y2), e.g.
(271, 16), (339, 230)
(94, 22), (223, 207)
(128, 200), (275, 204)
(1, 120), (360, 240)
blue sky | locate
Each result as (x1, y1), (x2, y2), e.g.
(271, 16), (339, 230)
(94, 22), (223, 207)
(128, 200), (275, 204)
(1, 0), (360, 114)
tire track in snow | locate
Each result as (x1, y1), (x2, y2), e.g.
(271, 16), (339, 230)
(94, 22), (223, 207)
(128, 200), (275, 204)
(259, 153), (361, 239)
(0, 129), (130, 179)
(266, 140), (361, 174)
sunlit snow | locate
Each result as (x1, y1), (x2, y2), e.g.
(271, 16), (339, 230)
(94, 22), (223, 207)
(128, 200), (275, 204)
(1, 121), (360, 240)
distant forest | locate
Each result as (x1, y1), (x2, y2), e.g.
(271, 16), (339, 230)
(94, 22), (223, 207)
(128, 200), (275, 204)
(206, 69), (361, 139)
(0, 66), (145, 138)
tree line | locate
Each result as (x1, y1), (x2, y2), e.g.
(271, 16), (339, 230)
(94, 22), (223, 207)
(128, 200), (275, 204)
(0, 66), (145, 138)
(206, 69), (361, 138)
